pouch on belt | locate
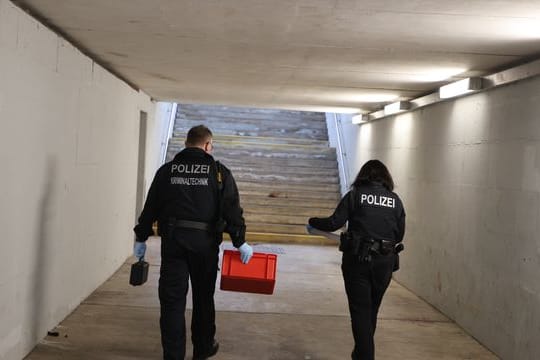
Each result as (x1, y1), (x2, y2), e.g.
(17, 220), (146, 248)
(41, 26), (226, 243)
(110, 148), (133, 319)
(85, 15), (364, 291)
(339, 231), (371, 255)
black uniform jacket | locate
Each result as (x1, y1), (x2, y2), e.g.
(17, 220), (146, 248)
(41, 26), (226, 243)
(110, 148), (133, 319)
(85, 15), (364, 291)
(309, 182), (405, 243)
(134, 147), (246, 248)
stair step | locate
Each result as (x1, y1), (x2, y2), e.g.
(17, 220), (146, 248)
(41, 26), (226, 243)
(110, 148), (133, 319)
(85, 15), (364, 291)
(228, 164), (338, 178)
(166, 154), (339, 168)
(174, 120), (327, 140)
(244, 206), (332, 218)
(223, 232), (336, 245)
(178, 105), (327, 122)
(174, 115), (328, 128)
(178, 103), (326, 117)
(168, 141), (334, 156)
(170, 133), (329, 147)
(175, 113), (327, 125)
(240, 195), (337, 210)
(234, 173), (338, 185)
(245, 214), (310, 226)
(244, 222), (340, 235)
(236, 180), (340, 200)
(215, 150), (335, 162)
(167, 147), (337, 161)
(216, 156), (338, 170)
(241, 189), (340, 201)
(237, 180), (340, 194)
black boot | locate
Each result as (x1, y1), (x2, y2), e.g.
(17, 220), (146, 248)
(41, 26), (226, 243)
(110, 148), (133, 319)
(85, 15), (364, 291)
(193, 340), (219, 360)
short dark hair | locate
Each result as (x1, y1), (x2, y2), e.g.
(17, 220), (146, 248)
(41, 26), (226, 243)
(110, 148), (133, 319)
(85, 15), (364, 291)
(185, 125), (213, 147)
(352, 159), (394, 191)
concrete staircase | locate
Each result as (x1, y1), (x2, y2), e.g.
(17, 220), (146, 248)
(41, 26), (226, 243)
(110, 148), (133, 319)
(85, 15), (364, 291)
(166, 104), (342, 244)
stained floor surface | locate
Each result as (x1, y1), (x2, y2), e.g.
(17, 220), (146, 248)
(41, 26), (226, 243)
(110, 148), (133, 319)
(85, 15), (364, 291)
(25, 238), (498, 360)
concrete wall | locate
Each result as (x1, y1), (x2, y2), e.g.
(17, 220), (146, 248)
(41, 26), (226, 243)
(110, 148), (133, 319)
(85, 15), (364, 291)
(0, 1), (165, 359)
(328, 76), (540, 359)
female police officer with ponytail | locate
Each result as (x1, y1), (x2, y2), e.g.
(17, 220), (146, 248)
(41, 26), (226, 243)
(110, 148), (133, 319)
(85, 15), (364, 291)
(308, 160), (405, 360)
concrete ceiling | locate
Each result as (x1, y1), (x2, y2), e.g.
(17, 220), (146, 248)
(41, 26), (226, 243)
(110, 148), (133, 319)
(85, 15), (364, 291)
(12, 0), (540, 113)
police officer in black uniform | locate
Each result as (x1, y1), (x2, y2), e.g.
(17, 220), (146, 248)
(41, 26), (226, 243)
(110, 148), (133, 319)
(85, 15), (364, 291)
(133, 125), (253, 360)
(308, 160), (405, 360)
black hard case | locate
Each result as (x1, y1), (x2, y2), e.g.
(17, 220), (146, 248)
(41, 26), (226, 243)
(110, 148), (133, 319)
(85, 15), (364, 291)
(129, 260), (149, 286)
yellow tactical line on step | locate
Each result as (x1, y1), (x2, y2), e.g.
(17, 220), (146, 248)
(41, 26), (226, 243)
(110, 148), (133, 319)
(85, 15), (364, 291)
(223, 232), (337, 245)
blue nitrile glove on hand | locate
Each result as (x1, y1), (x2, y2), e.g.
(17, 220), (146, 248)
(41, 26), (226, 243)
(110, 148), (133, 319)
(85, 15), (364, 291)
(238, 242), (253, 264)
(133, 241), (146, 261)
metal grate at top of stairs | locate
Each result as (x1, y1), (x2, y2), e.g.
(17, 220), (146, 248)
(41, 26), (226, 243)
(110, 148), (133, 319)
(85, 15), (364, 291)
(166, 104), (342, 244)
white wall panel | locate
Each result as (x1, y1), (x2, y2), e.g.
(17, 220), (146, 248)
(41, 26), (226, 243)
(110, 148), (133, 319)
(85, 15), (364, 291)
(0, 1), (166, 359)
(331, 75), (540, 359)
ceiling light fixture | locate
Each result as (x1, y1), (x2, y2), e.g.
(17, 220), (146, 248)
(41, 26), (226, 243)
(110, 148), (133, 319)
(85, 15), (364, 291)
(384, 101), (411, 115)
(364, 58), (540, 123)
(439, 77), (483, 99)
(352, 114), (369, 124)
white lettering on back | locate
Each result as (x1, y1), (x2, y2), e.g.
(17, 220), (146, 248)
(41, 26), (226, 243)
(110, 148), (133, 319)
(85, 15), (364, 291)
(170, 177), (209, 186)
(359, 193), (396, 208)
(171, 163), (210, 175)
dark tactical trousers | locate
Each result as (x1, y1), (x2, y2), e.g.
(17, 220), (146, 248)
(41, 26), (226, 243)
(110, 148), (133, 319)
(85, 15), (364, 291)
(341, 253), (395, 360)
(159, 235), (219, 360)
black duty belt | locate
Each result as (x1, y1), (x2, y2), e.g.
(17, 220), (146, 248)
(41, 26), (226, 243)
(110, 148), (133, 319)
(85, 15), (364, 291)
(171, 219), (214, 232)
(340, 231), (402, 261)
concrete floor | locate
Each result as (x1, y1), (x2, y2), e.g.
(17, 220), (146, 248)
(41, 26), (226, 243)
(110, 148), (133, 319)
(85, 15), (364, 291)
(25, 237), (498, 360)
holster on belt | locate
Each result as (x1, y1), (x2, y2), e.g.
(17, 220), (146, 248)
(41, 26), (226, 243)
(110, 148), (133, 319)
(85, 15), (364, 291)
(340, 231), (373, 261)
(377, 240), (396, 255)
(340, 231), (398, 262)
(339, 231), (364, 255)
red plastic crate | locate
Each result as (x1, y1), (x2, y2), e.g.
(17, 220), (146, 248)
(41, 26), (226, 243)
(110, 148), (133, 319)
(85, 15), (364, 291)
(220, 250), (277, 295)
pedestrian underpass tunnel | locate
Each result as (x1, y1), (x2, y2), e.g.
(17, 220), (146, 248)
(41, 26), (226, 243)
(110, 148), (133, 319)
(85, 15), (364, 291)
(1, 0), (540, 359)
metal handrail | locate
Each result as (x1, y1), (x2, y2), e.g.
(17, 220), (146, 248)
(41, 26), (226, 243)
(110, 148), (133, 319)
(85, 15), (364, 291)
(161, 102), (178, 164)
(333, 113), (349, 193)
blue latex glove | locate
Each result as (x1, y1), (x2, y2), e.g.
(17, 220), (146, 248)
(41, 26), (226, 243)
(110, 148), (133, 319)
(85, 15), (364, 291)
(133, 241), (146, 261)
(238, 243), (253, 264)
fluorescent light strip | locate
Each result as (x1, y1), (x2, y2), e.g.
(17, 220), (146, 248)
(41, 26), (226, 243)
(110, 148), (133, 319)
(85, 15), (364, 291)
(384, 101), (410, 115)
(352, 114), (370, 124)
(351, 114), (368, 125)
(364, 57), (540, 122)
(439, 77), (483, 99)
